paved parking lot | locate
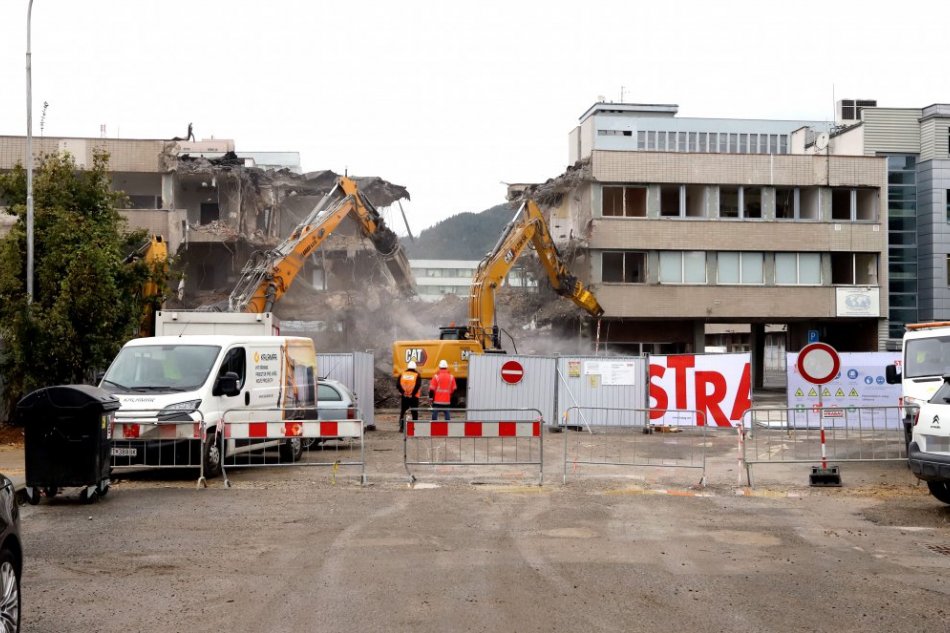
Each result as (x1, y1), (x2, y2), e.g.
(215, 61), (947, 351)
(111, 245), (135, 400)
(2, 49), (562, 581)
(8, 420), (950, 632)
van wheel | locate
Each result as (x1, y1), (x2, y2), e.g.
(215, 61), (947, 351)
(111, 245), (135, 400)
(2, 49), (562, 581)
(203, 432), (222, 479)
(927, 481), (950, 504)
(280, 438), (303, 462)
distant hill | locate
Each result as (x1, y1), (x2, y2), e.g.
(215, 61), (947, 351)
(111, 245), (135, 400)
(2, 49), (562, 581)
(401, 202), (516, 260)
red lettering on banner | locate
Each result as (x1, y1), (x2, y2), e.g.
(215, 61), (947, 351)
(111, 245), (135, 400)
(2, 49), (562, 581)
(649, 364), (667, 420)
(695, 371), (728, 426)
(729, 363), (752, 421)
(668, 355), (695, 410)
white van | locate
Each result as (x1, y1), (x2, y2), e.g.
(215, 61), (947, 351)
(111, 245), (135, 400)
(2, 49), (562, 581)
(100, 335), (317, 476)
(886, 322), (950, 445)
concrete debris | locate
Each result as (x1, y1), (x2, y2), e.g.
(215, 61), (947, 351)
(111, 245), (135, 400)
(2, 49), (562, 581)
(512, 158), (591, 206)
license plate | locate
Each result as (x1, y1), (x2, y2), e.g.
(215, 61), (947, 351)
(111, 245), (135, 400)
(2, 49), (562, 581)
(111, 447), (138, 457)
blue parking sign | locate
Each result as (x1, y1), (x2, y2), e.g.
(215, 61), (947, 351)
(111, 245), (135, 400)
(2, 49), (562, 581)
(807, 330), (819, 343)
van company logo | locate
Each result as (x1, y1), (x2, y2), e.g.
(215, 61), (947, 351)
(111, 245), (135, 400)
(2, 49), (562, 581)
(932, 414), (941, 429)
(254, 352), (278, 363)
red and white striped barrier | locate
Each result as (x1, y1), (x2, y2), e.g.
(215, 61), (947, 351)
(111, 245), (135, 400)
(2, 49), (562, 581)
(407, 421), (541, 438)
(113, 420), (201, 440)
(224, 420), (361, 440)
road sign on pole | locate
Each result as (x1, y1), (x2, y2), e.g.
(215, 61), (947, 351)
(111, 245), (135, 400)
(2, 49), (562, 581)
(797, 342), (842, 487)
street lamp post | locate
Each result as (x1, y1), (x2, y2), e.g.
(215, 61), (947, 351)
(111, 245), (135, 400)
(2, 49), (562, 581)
(25, 0), (35, 303)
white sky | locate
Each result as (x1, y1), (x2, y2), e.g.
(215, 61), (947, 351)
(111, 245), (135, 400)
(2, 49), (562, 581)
(1, 0), (948, 234)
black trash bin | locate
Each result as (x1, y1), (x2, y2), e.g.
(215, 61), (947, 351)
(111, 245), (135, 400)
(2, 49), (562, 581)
(15, 385), (119, 504)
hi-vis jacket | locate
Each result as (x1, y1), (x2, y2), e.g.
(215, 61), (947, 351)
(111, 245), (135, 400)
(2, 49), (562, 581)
(398, 369), (422, 398)
(428, 368), (457, 405)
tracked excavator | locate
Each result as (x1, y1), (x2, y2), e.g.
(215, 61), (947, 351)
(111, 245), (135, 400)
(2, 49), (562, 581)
(226, 176), (415, 313)
(392, 199), (603, 391)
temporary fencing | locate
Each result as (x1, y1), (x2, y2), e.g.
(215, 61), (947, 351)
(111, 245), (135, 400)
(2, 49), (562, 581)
(110, 409), (211, 487)
(219, 407), (366, 486)
(740, 405), (908, 487)
(561, 406), (709, 485)
(403, 408), (544, 485)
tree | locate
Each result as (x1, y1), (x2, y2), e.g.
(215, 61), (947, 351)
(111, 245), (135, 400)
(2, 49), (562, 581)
(0, 150), (152, 418)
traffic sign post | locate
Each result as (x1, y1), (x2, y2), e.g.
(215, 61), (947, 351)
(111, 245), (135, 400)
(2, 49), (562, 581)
(796, 343), (842, 487)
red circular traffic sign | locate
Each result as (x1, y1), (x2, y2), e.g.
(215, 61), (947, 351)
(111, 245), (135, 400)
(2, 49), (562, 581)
(500, 360), (524, 385)
(797, 342), (840, 385)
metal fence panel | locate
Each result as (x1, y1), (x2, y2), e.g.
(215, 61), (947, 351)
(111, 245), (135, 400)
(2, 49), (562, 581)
(318, 352), (375, 429)
(741, 405), (908, 487)
(556, 356), (648, 426)
(561, 407), (707, 485)
(110, 408), (211, 487)
(404, 408), (544, 485)
(467, 355), (556, 424)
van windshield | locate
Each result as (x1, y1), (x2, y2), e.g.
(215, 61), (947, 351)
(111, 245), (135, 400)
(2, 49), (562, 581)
(101, 345), (221, 393)
(905, 336), (950, 379)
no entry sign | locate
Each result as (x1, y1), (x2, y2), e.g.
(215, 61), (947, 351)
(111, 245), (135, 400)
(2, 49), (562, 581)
(500, 360), (524, 385)
(797, 343), (841, 385)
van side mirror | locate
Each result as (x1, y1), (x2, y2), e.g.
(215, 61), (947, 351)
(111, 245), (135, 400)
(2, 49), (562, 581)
(885, 364), (901, 385)
(213, 371), (241, 397)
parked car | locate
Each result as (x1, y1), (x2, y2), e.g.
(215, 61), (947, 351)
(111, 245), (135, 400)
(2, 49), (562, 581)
(909, 375), (950, 504)
(317, 378), (366, 428)
(0, 474), (22, 632)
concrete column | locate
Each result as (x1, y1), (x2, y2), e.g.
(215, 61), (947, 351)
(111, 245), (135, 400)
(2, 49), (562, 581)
(693, 321), (705, 353)
(161, 173), (175, 210)
(750, 323), (766, 391)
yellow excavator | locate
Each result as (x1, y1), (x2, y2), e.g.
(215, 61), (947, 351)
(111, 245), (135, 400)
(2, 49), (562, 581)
(124, 234), (169, 337)
(392, 199), (603, 389)
(227, 176), (415, 312)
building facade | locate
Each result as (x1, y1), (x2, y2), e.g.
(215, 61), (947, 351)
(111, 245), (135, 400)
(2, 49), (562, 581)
(792, 101), (950, 344)
(538, 103), (889, 387)
(409, 259), (536, 302)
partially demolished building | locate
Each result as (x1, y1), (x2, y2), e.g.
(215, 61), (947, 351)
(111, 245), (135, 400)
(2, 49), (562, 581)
(0, 134), (414, 350)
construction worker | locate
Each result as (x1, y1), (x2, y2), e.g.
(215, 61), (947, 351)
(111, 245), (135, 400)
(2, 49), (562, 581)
(428, 359), (457, 421)
(397, 360), (422, 432)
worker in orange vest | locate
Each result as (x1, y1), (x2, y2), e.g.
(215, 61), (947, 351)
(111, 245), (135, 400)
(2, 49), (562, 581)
(396, 360), (422, 432)
(428, 359), (457, 420)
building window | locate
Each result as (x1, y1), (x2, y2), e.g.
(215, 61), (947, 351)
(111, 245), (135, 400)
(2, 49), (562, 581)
(743, 187), (763, 219)
(720, 186), (740, 218)
(947, 255), (950, 286)
(739, 134), (748, 154)
(647, 131), (656, 149)
(775, 253), (822, 285)
(685, 185), (706, 218)
(688, 132), (698, 152)
(718, 252), (764, 284)
(637, 131), (646, 150)
(775, 187), (797, 219)
(660, 186), (681, 217)
(602, 251), (646, 283)
(832, 253), (878, 285)
(779, 135), (788, 153)
(709, 133), (719, 153)
(659, 251), (706, 284)
(946, 189), (950, 222)
(602, 186), (647, 217)
(199, 202), (220, 224)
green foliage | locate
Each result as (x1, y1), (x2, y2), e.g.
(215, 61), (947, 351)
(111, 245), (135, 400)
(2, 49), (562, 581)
(0, 151), (153, 417)
(401, 202), (516, 259)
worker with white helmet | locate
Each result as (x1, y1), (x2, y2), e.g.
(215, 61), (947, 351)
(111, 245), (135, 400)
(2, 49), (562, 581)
(397, 359), (423, 432)
(428, 359), (457, 421)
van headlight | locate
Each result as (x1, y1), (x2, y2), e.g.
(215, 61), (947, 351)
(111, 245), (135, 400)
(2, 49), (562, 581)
(158, 400), (202, 421)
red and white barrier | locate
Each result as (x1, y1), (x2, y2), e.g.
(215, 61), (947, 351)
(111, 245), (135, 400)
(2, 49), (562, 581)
(224, 420), (361, 440)
(407, 421), (540, 438)
(113, 420), (202, 440)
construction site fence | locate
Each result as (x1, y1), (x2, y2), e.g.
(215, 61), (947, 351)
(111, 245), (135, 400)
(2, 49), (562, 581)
(560, 407), (709, 486)
(219, 407), (366, 487)
(110, 409), (211, 487)
(740, 405), (910, 487)
(404, 408), (544, 485)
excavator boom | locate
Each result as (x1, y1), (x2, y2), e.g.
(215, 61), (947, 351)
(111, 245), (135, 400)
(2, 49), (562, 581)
(227, 176), (415, 313)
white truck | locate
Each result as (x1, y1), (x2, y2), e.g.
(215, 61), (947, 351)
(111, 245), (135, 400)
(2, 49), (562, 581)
(154, 310), (280, 336)
(885, 322), (950, 446)
(100, 331), (317, 477)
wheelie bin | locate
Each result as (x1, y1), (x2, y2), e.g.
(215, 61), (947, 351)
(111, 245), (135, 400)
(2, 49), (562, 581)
(15, 385), (119, 504)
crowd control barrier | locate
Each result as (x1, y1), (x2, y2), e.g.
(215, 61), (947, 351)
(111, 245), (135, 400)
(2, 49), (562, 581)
(561, 407), (709, 485)
(111, 409), (211, 487)
(740, 405), (908, 487)
(219, 407), (366, 487)
(404, 408), (544, 485)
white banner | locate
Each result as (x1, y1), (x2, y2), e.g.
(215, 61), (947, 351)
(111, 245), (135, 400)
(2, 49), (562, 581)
(649, 353), (751, 427)
(786, 351), (901, 409)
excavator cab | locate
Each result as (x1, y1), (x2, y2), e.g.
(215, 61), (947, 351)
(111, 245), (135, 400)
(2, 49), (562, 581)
(438, 325), (470, 341)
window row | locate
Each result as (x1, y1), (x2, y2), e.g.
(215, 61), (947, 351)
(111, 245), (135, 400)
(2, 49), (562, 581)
(602, 251), (879, 286)
(632, 131), (789, 154)
(602, 184), (879, 222)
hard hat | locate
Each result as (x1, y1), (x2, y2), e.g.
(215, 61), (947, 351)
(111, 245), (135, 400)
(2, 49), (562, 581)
(439, 359), (448, 369)
(407, 361), (417, 370)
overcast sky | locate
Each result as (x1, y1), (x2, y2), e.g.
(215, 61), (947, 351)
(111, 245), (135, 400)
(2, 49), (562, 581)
(1, 1), (948, 235)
